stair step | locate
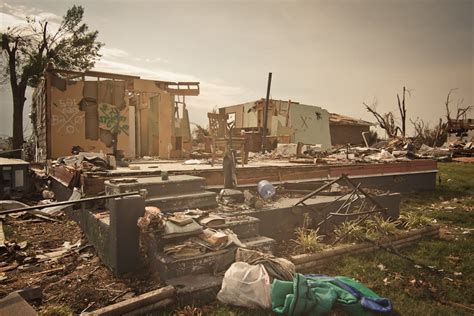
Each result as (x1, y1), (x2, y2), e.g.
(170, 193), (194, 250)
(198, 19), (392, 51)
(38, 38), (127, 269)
(146, 191), (217, 212)
(105, 175), (206, 198)
(154, 236), (276, 280)
(211, 215), (260, 239)
(154, 215), (260, 250)
(243, 235), (276, 254)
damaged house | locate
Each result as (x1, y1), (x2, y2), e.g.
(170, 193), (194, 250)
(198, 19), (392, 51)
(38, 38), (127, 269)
(219, 99), (374, 150)
(329, 113), (374, 146)
(219, 99), (332, 150)
(31, 67), (199, 160)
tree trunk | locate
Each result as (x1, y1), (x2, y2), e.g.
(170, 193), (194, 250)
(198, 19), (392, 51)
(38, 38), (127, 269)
(12, 86), (26, 150)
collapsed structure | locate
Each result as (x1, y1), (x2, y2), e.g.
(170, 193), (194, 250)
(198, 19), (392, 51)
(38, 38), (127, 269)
(31, 67), (199, 160)
(0, 68), (449, 314)
(218, 99), (374, 150)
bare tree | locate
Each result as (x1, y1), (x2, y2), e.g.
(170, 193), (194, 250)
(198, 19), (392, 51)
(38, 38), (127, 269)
(363, 101), (400, 138)
(444, 88), (472, 136)
(364, 87), (410, 139)
(397, 86), (409, 137)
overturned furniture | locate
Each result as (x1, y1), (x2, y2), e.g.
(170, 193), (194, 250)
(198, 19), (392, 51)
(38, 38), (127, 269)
(206, 113), (248, 167)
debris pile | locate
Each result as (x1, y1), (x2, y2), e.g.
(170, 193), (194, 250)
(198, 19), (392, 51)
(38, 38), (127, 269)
(0, 211), (162, 314)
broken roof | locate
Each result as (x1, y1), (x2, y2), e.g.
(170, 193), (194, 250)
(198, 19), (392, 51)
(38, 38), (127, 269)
(329, 113), (374, 127)
(47, 68), (200, 96)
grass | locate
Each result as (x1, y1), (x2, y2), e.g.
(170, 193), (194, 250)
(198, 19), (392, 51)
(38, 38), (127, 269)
(168, 162), (474, 315)
(291, 213), (325, 253)
(315, 162), (474, 315)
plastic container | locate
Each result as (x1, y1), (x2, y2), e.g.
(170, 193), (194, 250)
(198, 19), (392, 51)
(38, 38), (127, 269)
(257, 180), (275, 199)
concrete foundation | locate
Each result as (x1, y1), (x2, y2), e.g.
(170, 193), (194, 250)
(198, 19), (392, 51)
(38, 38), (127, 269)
(247, 193), (401, 241)
(68, 195), (145, 274)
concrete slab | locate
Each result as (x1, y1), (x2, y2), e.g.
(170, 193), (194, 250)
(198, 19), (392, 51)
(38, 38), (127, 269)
(146, 191), (217, 212)
(105, 175), (206, 197)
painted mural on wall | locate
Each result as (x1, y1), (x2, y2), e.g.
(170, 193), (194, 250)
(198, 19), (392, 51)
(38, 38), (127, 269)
(49, 77), (130, 158)
(98, 103), (129, 148)
(51, 97), (83, 135)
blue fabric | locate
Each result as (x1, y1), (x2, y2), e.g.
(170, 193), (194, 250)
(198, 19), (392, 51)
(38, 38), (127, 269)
(305, 274), (392, 314)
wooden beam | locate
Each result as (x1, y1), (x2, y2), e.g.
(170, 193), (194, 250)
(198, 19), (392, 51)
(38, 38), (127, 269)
(48, 69), (140, 80)
(0, 221), (5, 248)
(83, 286), (175, 316)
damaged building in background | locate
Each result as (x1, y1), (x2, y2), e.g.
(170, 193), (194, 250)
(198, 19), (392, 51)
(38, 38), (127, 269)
(31, 67), (199, 160)
(329, 113), (374, 146)
(219, 99), (373, 150)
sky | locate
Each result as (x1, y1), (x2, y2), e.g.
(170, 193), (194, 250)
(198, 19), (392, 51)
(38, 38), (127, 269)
(0, 0), (472, 138)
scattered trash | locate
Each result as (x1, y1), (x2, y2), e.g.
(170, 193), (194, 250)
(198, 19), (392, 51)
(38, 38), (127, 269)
(257, 180), (275, 199)
(236, 248), (295, 281)
(217, 262), (272, 309)
(199, 214), (225, 228)
(183, 159), (208, 165)
(137, 206), (165, 233)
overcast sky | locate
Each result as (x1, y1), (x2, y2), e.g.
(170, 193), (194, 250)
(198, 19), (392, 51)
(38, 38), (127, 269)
(1, 0), (472, 138)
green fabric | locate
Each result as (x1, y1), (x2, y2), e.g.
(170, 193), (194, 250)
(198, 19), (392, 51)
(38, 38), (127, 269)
(271, 274), (379, 316)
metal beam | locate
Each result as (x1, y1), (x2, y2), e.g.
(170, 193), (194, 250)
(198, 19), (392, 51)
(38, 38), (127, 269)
(0, 191), (143, 215)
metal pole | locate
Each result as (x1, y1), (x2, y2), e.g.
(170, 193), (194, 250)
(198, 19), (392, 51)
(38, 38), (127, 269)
(0, 191), (143, 215)
(261, 72), (272, 153)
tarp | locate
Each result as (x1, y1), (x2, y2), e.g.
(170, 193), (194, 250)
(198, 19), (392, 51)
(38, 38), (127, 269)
(271, 274), (392, 315)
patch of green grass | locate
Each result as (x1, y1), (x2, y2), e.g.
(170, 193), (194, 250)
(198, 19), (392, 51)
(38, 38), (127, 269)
(168, 163), (474, 315)
(319, 162), (474, 315)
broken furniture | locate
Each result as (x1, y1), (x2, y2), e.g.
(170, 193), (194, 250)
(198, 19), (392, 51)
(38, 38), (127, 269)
(206, 113), (248, 167)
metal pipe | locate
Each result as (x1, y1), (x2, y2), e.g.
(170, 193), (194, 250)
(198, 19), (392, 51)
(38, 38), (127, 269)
(0, 191), (143, 215)
(261, 72), (272, 153)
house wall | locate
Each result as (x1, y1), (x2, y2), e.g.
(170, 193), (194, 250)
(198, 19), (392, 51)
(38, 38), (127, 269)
(330, 124), (370, 146)
(32, 79), (47, 161)
(34, 72), (195, 160)
(133, 79), (192, 158)
(219, 101), (332, 149)
(48, 75), (131, 158)
(287, 104), (331, 149)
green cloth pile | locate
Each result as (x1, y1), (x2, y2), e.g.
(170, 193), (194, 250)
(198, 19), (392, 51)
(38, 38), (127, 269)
(271, 274), (390, 315)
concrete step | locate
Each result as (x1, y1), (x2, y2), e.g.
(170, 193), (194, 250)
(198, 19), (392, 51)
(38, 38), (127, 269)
(105, 175), (206, 198)
(154, 235), (276, 280)
(165, 273), (223, 305)
(155, 215), (261, 250)
(211, 215), (260, 239)
(146, 191), (218, 212)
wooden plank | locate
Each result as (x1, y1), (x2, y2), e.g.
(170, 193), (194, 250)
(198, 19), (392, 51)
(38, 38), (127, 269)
(0, 221), (5, 248)
(83, 286), (175, 316)
(49, 69), (140, 80)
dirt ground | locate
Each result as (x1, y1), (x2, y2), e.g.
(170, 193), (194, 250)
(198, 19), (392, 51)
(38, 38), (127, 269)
(0, 214), (162, 314)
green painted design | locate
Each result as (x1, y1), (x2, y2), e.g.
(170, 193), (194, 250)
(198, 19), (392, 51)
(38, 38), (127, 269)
(99, 103), (129, 136)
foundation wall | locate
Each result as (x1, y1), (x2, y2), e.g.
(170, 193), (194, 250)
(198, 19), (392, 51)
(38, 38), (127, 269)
(248, 193), (401, 241)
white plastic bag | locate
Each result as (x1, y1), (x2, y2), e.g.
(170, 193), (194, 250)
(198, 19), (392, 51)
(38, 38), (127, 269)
(217, 262), (272, 309)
